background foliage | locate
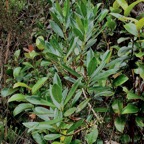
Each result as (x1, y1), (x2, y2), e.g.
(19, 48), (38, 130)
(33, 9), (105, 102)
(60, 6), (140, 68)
(0, 0), (144, 144)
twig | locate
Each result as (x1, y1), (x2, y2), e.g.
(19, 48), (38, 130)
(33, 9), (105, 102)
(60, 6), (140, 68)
(82, 88), (102, 124)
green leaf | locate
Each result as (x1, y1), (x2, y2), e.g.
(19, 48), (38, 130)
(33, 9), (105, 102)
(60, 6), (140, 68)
(112, 99), (123, 114)
(13, 67), (21, 78)
(91, 50), (111, 80)
(124, 0), (144, 16)
(110, 13), (137, 23)
(122, 104), (139, 114)
(13, 103), (34, 116)
(44, 134), (61, 140)
(53, 73), (62, 88)
(13, 82), (31, 90)
(71, 90), (82, 106)
(52, 84), (62, 103)
(32, 132), (45, 144)
(64, 77), (82, 105)
(36, 36), (45, 50)
(61, 64), (81, 78)
(85, 125), (98, 144)
(137, 17), (144, 28)
(116, 0), (128, 10)
(124, 23), (139, 37)
(94, 107), (108, 113)
(8, 94), (26, 102)
(66, 37), (78, 59)
(14, 49), (21, 59)
(88, 57), (97, 76)
(127, 91), (144, 100)
(32, 77), (48, 94)
(26, 96), (55, 108)
(40, 118), (63, 125)
(1, 88), (18, 97)
(113, 74), (128, 87)
(35, 107), (53, 116)
(73, 28), (84, 41)
(135, 117), (144, 128)
(64, 107), (77, 117)
(50, 86), (61, 109)
(120, 134), (131, 143)
(67, 119), (84, 133)
(76, 99), (90, 113)
(114, 117), (126, 133)
(50, 20), (64, 38)
(134, 62), (144, 79)
(91, 69), (117, 85)
(98, 9), (109, 22)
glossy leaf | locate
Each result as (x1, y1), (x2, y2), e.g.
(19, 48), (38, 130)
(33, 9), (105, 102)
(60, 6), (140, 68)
(85, 125), (98, 144)
(32, 77), (48, 94)
(114, 117), (126, 133)
(122, 104), (139, 114)
(113, 74), (128, 87)
(13, 103), (34, 116)
(8, 94), (26, 102)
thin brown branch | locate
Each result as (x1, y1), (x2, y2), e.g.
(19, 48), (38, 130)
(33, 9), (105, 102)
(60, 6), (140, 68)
(82, 88), (102, 124)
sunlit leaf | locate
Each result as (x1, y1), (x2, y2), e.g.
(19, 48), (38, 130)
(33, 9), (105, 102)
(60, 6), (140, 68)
(116, 0), (128, 10)
(122, 104), (139, 114)
(13, 103), (34, 116)
(32, 77), (48, 94)
(124, 0), (144, 16)
(124, 23), (138, 37)
(13, 82), (31, 90)
(8, 94), (26, 102)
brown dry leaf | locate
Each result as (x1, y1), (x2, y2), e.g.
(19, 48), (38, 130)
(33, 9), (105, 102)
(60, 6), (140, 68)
(29, 113), (36, 120)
